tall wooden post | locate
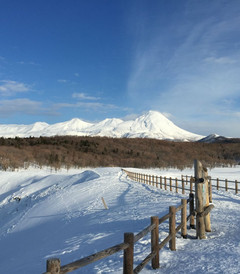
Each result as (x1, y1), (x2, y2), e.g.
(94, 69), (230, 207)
(169, 206), (176, 251)
(151, 216), (159, 269)
(46, 258), (61, 274)
(203, 167), (211, 232)
(181, 199), (187, 238)
(123, 233), (134, 274)
(194, 160), (206, 239)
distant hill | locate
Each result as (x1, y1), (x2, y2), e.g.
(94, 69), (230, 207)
(0, 111), (203, 141)
(198, 134), (240, 143)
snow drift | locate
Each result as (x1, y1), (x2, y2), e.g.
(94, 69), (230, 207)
(0, 166), (240, 273)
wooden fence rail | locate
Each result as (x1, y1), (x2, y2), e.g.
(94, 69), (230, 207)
(122, 170), (239, 195)
(44, 194), (196, 274)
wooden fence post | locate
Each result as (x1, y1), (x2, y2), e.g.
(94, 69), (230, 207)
(208, 178), (212, 203)
(160, 176), (162, 189)
(169, 206), (176, 251)
(225, 179), (228, 191)
(123, 233), (134, 274)
(175, 178), (178, 193)
(46, 258), (61, 274)
(182, 178), (185, 194)
(189, 193), (195, 229)
(170, 177), (172, 192)
(194, 160), (206, 239)
(235, 180), (238, 194)
(164, 177), (167, 190)
(203, 168), (211, 233)
(217, 178), (219, 190)
(181, 199), (187, 238)
(151, 216), (159, 269)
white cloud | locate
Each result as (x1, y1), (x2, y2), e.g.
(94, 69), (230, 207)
(54, 101), (119, 112)
(0, 80), (30, 97)
(72, 92), (100, 101)
(0, 98), (45, 117)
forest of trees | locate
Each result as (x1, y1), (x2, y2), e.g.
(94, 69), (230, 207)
(0, 136), (239, 170)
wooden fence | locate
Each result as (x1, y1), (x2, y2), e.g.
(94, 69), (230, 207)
(44, 193), (196, 273)
(122, 170), (195, 194)
(122, 170), (239, 195)
(209, 177), (238, 194)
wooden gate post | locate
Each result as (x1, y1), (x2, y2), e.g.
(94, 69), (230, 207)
(194, 160), (206, 239)
(123, 233), (134, 274)
(46, 258), (61, 274)
(181, 199), (187, 238)
(169, 206), (176, 251)
(151, 216), (159, 269)
(203, 167), (211, 232)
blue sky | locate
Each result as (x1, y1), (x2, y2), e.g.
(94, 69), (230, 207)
(0, 0), (240, 137)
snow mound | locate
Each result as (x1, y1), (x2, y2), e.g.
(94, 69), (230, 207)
(0, 166), (240, 273)
(71, 171), (100, 185)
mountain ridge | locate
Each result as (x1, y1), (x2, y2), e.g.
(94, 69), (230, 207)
(0, 110), (204, 141)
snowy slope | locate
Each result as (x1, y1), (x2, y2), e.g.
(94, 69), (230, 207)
(122, 111), (201, 140)
(0, 166), (240, 273)
(0, 111), (203, 141)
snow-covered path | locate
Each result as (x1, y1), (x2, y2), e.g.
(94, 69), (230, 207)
(0, 166), (240, 273)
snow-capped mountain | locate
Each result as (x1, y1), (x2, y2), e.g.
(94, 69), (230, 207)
(0, 111), (204, 141)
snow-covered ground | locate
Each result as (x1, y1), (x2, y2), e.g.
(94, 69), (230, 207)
(0, 166), (239, 273)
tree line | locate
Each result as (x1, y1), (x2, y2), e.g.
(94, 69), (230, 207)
(0, 136), (239, 170)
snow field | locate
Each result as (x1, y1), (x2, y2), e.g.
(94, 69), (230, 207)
(0, 166), (239, 273)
